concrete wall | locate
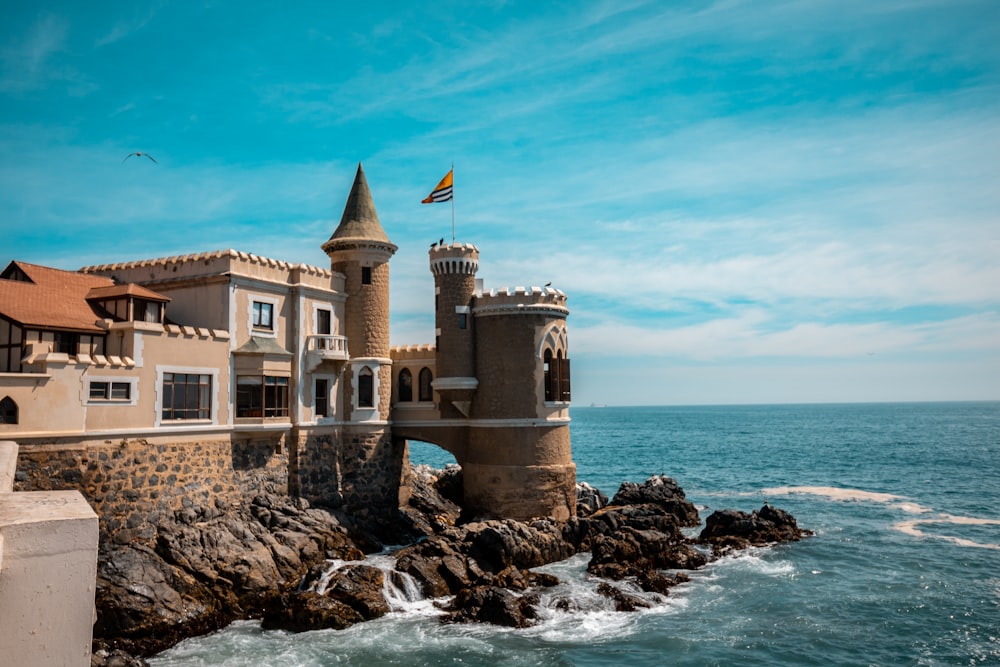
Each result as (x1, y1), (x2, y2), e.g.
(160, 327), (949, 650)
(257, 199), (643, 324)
(0, 440), (99, 667)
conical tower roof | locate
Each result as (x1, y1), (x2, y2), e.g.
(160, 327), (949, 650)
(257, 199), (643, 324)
(323, 163), (392, 248)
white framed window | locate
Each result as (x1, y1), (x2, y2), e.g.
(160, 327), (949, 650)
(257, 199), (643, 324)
(350, 361), (381, 414)
(236, 375), (289, 418)
(155, 366), (219, 426)
(315, 307), (332, 335)
(247, 294), (279, 338)
(86, 377), (138, 406)
(315, 377), (330, 418)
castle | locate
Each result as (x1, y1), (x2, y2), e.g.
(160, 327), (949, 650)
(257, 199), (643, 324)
(0, 164), (576, 523)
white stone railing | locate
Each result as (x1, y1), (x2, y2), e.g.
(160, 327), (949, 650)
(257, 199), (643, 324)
(306, 335), (349, 358)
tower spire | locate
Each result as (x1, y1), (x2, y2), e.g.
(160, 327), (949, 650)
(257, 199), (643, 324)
(322, 163), (392, 251)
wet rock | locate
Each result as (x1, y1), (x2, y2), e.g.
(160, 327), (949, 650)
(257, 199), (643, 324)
(597, 582), (652, 612)
(94, 492), (363, 656)
(487, 564), (559, 591)
(463, 518), (576, 573)
(610, 476), (701, 527)
(434, 464), (464, 506)
(587, 526), (708, 580)
(93, 543), (228, 656)
(403, 465), (462, 536)
(260, 591), (365, 632)
(440, 585), (540, 628)
(321, 564), (390, 620)
(699, 504), (811, 552)
(91, 648), (149, 667)
(394, 535), (481, 597)
(576, 482), (608, 518)
(636, 570), (690, 595)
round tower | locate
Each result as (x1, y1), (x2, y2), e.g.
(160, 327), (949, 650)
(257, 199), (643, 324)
(466, 286), (576, 520)
(321, 163), (397, 423)
(429, 243), (479, 418)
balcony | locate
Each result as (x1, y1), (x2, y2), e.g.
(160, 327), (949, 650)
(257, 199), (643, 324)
(305, 335), (349, 369)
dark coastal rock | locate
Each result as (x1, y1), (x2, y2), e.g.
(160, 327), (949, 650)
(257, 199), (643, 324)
(440, 586), (540, 628)
(93, 492), (365, 655)
(699, 504), (811, 553)
(596, 582), (652, 612)
(463, 518), (576, 573)
(261, 563), (389, 632)
(587, 525), (708, 579)
(93, 543), (228, 656)
(576, 482), (608, 518)
(636, 570), (690, 595)
(320, 564), (391, 619)
(401, 464), (463, 536)
(92, 467), (812, 650)
(487, 564), (560, 591)
(610, 475), (701, 527)
(394, 535), (485, 597)
(434, 464), (465, 506)
(260, 591), (365, 632)
(91, 648), (149, 667)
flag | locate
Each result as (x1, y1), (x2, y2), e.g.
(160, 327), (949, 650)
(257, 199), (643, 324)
(422, 169), (453, 203)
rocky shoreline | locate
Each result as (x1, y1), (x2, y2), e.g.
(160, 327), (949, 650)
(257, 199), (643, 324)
(92, 467), (810, 666)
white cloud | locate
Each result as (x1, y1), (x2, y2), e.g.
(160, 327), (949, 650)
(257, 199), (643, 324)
(95, 4), (164, 47)
(0, 13), (68, 92)
(572, 310), (999, 362)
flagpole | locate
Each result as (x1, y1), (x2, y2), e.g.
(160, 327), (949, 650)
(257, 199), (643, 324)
(451, 162), (455, 244)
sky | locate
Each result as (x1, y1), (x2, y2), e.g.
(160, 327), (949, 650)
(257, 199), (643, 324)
(1, 1), (998, 406)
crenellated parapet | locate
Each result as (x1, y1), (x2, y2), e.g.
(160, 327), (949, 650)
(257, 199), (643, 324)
(389, 343), (436, 362)
(474, 286), (569, 318)
(80, 249), (340, 291)
(430, 243), (480, 276)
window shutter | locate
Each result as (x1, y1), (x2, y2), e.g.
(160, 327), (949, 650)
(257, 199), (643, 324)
(559, 358), (571, 402)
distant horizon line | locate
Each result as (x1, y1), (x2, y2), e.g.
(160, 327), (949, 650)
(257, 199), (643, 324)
(574, 399), (999, 409)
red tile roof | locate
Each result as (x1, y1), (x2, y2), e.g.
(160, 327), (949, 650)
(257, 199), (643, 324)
(86, 283), (170, 302)
(0, 261), (166, 332)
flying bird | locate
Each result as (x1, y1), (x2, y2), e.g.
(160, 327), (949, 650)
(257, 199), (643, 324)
(439, 238), (444, 245)
(544, 282), (552, 287)
(123, 152), (157, 164)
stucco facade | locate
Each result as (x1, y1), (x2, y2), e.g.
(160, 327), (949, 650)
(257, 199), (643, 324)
(2, 163), (575, 522)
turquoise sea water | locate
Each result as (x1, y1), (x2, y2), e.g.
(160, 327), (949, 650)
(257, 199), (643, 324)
(151, 402), (1000, 666)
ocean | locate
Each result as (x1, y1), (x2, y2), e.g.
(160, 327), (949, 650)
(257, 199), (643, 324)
(149, 402), (1000, 666)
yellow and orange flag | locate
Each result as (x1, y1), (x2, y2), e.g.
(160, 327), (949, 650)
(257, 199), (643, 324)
(422, 169), (454, 203)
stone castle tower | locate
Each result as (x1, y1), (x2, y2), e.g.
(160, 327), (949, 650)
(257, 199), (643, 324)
(392, 240), (576, 520)
(321, 163), (396, 424)
(309, 163), (576, 521)
(296, 163), (406, 516)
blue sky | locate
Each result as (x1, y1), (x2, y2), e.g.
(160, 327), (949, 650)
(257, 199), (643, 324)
(1, 1), (998, 406)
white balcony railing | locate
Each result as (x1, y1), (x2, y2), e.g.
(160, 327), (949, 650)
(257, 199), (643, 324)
(306, 335), (349, 360)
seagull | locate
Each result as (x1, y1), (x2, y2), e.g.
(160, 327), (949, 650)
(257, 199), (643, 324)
(544, 281), (552, 287)
(430, 241), (437, 248)
(439, 237), (445, 245)
(123, 152), (157, 164)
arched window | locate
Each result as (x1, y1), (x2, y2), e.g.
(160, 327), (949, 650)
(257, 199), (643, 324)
(0, 396), (17, 424)
(418, 367), (433, 402)
(358, 367), (374, 408)
(398, 368), (413, 402)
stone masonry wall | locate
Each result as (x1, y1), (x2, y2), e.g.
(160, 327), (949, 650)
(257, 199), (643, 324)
(293, 427), (406, 521)
(13, 437), (287, 544)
